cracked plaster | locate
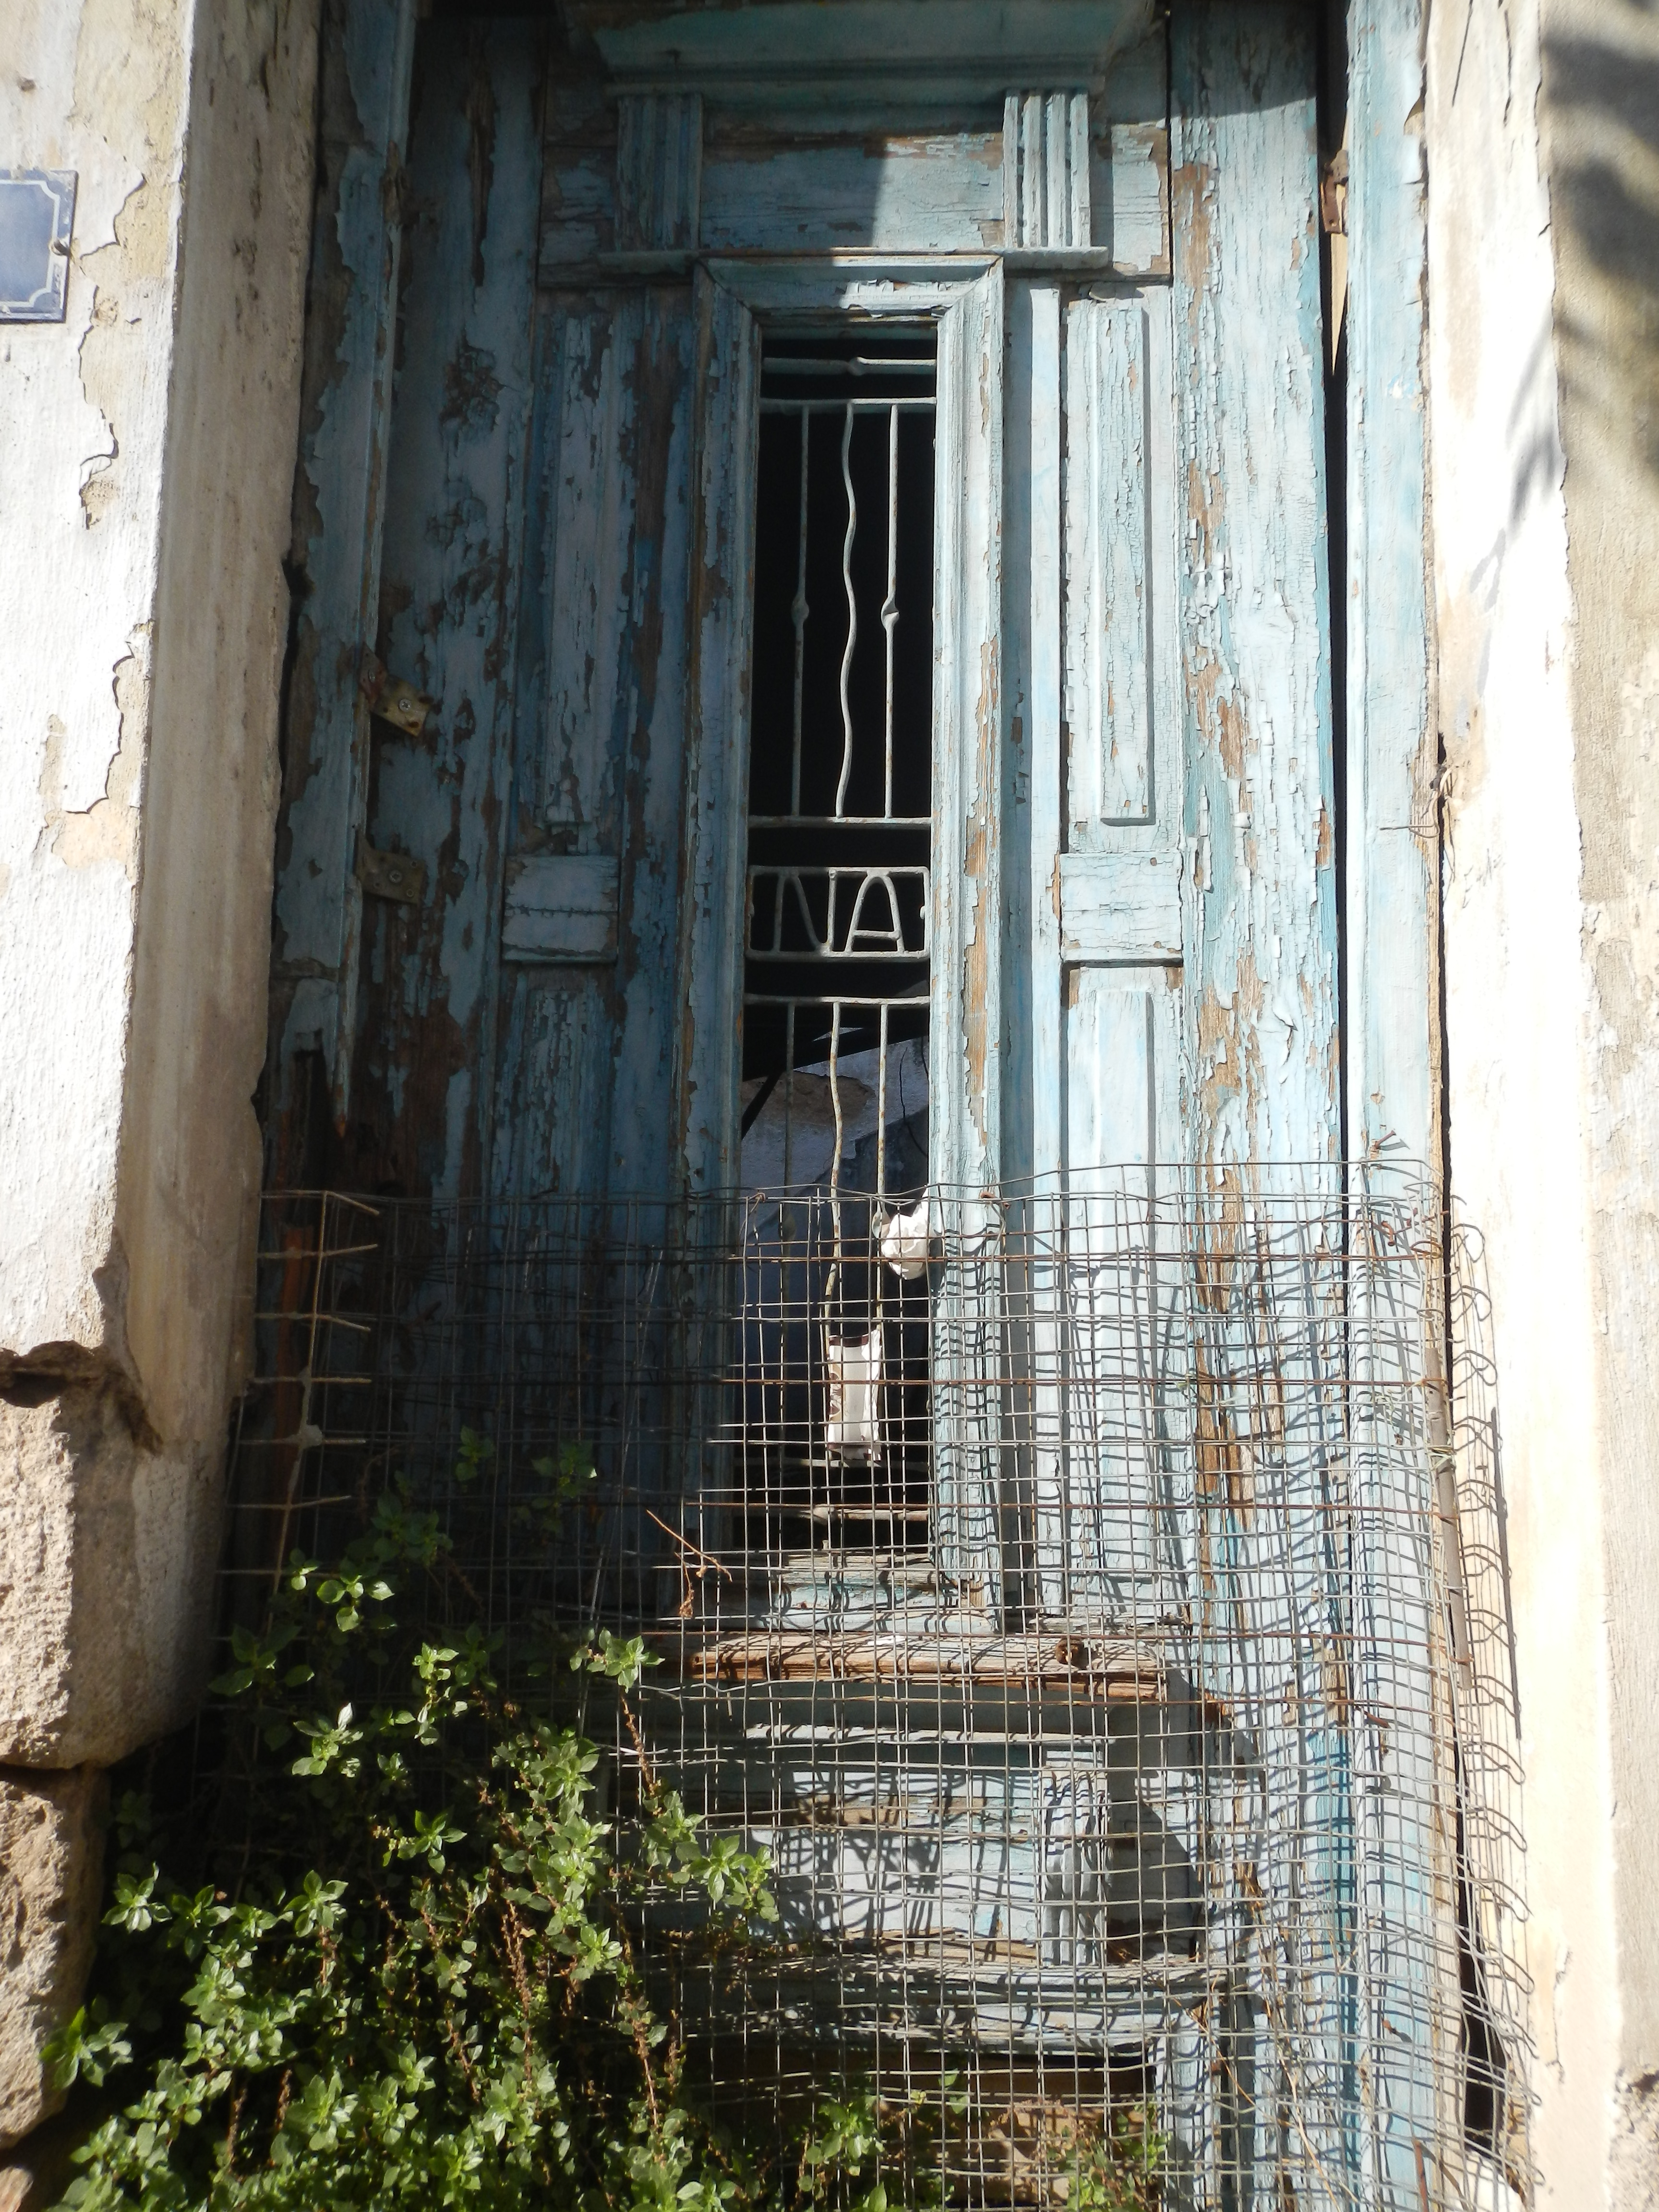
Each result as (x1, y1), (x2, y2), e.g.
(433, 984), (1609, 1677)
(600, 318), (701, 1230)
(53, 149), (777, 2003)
(0, 0), (318, 1728)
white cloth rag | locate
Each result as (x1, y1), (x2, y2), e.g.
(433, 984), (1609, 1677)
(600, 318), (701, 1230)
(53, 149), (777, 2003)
(879, 1198), (933, 1279)
(825, 1331), (883, 1464)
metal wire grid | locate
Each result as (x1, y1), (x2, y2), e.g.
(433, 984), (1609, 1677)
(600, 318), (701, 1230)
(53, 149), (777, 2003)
(222, 1169), (1531, 2212)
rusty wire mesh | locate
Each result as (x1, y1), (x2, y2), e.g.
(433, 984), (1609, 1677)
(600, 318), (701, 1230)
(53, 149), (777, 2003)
(222, 1166), (1531, 2211)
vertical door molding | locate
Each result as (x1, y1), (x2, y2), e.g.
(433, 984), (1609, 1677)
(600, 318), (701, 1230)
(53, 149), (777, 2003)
(1346, 0), (1435, 1171)
(674, 267), (760, 1195)
(1012, 277), (1065, 1190)
(927, 265), (1006, 1604)
(1346, 3), (1456, 2193)
(616, 92), (703, 251)
(931, 262), (1005, 1192)
(269, 0), (417, 1153)
(1003, 93), (1091, 248)
(604, 296), (699, 1199)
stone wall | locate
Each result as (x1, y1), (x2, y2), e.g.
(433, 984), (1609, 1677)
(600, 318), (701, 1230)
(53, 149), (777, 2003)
(0, 0), (317, 2151)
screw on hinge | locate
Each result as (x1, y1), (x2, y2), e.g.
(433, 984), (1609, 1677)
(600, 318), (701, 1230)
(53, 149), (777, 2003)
(357, 648), (434, 736)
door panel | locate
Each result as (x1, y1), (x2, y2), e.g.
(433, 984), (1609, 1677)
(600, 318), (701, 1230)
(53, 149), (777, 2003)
(1064, 299), (1152, 836)
(1167, 14), (1353, 2196)
(999, 3), (1336, 1704)
(1064, 969), (1181, 1172)
(345, 21), (541, 1199)
(491, 967), (613, 1202)
(1173, 2), (1339, 1168)
(493, 290), (696, 1201)
(538, 305), (646, 852)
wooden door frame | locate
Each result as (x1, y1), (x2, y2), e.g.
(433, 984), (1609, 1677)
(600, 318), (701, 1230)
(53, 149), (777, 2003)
(1344, 0), (1437, 1176)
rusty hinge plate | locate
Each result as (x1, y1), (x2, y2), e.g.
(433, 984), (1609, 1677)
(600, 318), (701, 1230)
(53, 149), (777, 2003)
(358, 650), (433, 736)
(0, 170), (76, 322)
(1319, 148), (1348, 237)
(356, 840), (427, 905)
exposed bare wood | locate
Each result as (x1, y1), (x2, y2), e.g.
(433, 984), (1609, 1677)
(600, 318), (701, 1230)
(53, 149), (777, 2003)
(683, 1627), (1169, 1699)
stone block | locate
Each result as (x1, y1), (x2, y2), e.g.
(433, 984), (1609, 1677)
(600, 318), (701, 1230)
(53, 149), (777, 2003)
(0, 1386), (219, 1770)
(0, 1767), (106, 2153)
(0, 2099), (80, 2210)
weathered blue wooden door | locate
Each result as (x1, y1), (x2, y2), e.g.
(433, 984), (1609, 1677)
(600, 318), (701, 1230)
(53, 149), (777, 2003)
(272, 1), (1335, 1208)
(307, 12), (1334, 1214)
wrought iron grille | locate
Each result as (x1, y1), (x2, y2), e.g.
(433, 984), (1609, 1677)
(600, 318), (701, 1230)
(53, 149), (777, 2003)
(742, 336), (936, 1203)
(225, 1167), (1531, 2212)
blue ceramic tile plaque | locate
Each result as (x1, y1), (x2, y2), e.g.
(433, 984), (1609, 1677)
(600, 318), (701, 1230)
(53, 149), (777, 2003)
(0, 170), (76, 322)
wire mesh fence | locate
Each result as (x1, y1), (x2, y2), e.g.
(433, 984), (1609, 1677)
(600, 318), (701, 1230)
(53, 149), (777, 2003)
(223, 1166), (1530, 2212)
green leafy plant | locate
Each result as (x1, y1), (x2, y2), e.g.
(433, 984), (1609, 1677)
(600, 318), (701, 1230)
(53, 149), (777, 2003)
(792, 2078), (975, 2212)
(1059, 2104), (1168, 2212)
(45, 1447), (778, 2212)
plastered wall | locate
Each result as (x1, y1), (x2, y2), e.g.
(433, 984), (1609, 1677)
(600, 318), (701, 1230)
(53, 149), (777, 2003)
(1431, 0), (1659, 2197)
(0, 0), (317, 2152)
(1541, 0), (1659, 2184)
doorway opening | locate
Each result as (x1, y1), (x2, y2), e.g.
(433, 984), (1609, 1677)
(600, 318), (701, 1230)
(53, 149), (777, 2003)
(735, 332), (938, 1557)
(741, 330), (937, 1196)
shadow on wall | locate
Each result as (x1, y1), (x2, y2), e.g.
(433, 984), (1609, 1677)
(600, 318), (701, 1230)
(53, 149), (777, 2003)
(1541, 0), (1659, 481)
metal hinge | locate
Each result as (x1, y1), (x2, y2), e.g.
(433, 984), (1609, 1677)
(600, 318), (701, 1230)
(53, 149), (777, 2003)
(1320, 135), (1350, 376)
(356, 837), (427, 906)
(358, 649), (433, 736)
(1319, 147), (1348, 237)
